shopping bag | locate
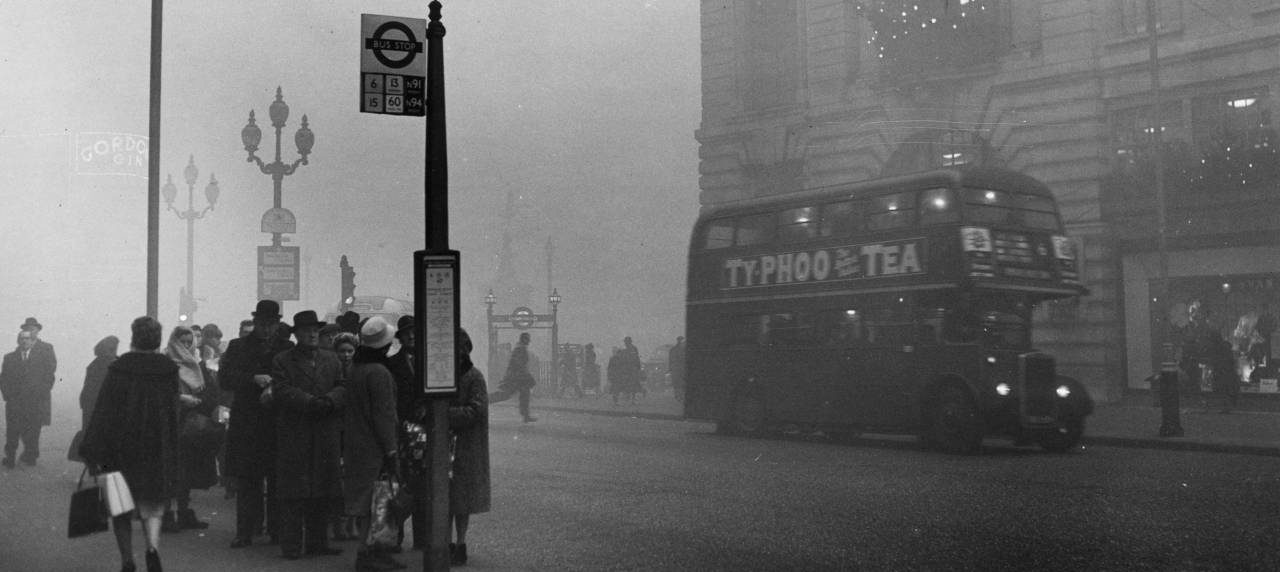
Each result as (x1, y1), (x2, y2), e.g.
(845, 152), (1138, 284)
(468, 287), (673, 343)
(100, 471), (135, 517)
(365, 478), (401, 549)
(67, 468), (109, 538)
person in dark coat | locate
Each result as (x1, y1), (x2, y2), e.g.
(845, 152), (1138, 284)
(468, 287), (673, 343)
(581, 343), (599, 393)
(221, 300), (294, 548)
(343, 316), (403, 571)
(489, 332), (537, 422)
(71, 336), (118, 463)
(79, 316), (181, 572)
(271, 310), (347, 559)
(387, 314), (428, 550)
(668, 336), (686, 403)
(1, 318), (58, 467)
(447, 329), (490, 566)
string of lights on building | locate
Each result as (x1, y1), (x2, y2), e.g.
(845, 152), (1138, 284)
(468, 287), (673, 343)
(855, 0), (992, 60)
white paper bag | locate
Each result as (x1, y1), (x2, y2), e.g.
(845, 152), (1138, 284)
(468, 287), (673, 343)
(100, 471), (135, 517)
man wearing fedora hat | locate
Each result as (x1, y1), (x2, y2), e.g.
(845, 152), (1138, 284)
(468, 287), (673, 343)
(1, 318), (57, 467)
(271, 310), (348, 559)
(221, 300), (294, 548)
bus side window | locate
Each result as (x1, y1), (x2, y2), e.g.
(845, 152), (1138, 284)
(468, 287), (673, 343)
(867, 192), (917, 231)
(817, 309), (863, 347)
(919, 188), (959, 225)
(736, 213), (775, 246)
(820, 201), (858, 237)
(778, 207), (818, 242)
(703, 219), (735, 249)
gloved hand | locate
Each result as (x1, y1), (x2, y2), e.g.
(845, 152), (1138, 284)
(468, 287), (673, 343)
(306, 395), (334, 416)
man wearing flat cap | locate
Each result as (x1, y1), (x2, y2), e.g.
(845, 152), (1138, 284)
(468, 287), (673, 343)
(221, 300), (294, 548)
(271, 310), (348, 559)
(1, 318), (58, 467)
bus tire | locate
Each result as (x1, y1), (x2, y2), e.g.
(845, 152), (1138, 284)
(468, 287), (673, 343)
(719, 392), (766, 435)
(1038, 418), (1085, 453)
(927, 384), (983, 455)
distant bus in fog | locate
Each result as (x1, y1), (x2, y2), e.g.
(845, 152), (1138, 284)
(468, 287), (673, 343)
(684, 166), (1093, 454)
(323, 295), (414, 329)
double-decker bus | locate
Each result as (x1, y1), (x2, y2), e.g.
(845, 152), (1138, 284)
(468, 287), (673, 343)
(684, 167), (1092, 453)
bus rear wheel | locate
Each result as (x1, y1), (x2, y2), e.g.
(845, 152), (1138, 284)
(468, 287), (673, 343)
(928, 385), (983, 455)
(1038, 418), (1085, 453)
(718, 392), (766, 435)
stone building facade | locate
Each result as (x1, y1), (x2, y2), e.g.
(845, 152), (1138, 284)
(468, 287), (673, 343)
(696, 0), (1280, 402)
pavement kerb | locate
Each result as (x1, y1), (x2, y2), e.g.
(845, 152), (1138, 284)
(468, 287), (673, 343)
(506, 402), (1280, 457)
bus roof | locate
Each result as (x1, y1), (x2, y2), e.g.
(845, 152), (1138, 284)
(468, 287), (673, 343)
(697, 166), (1053, 220)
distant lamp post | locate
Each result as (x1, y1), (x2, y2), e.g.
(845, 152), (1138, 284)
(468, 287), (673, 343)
(242, 86), (313, 247)
(485, 290), (498, 376)
(162, 155), (220, 325)
(549, 289), (562, 390)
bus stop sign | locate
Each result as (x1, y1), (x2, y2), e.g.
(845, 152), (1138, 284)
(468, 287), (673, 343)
(360, 14), (425, 116)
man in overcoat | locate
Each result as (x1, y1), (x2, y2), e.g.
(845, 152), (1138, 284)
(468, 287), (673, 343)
(1, 318), (58, 467)
(271, 310), (348, 559)
(221, 300), (293, 548)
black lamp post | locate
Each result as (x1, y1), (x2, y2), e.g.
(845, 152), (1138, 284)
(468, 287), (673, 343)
(162, 155), (220, 324)
(549, 288), (562, 390)
(485, 289), (497, 376)
(241, 86), (314, 247)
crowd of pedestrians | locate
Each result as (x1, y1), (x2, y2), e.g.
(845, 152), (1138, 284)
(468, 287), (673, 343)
(57, 299), (491, 572)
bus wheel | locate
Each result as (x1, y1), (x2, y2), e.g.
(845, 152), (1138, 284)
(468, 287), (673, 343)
(1038, 418), (1085, 453)
(929, 385), (982, 455)
(719, 392), (766, 435)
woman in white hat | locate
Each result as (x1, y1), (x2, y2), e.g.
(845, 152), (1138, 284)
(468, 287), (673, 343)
(341, 316), (404, 571)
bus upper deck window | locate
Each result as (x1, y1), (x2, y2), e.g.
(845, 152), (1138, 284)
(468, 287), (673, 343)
(820, 201), (858, 237)
(778, 207), (818, 242)
(736, 213), (775, 246)
(867, 192), (916, 231)
(919, 188), (959, 224)
(704, 220), (735, 249)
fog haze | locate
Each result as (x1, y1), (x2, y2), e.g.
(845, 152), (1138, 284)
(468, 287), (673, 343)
(0, 1), (699, 405)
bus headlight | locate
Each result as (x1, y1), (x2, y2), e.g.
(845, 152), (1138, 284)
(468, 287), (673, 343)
(1056, 385), (1071, 398)
(995, 383), (1011, 396)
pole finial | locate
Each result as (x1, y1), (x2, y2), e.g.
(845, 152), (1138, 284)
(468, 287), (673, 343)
(429, 1), (442, 22)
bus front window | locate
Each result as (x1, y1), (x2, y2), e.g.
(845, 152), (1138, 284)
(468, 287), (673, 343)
(942, 296), (1031, 349)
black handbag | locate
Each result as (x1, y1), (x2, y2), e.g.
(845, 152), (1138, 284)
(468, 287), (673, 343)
(67, 468), (109, 538)
(180, 411), (225, 451)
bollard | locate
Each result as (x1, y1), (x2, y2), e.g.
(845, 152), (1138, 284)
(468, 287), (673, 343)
(1158, 367), (1184, 437)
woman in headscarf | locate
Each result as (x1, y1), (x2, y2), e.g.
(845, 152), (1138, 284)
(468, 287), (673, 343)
(163, 326), (218, 531)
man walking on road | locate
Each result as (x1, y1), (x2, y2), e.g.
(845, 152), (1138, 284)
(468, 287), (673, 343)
(490, 332), (537, 422)
(1, 318), (57, 467)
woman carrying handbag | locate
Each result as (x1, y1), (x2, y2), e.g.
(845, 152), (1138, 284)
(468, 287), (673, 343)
(79, 316), (182, 572)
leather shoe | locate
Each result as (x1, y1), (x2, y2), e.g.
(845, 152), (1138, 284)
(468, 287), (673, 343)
(229, 537), (251, 549)
(1, 457), (13, 469)
(280, 552), (301, 561)
(305, 546), (344, 556)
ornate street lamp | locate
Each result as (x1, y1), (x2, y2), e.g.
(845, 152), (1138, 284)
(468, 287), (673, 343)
(162, 155), (220, 324)
(548, 289), (562, 391)
(242, 86), (314, 247)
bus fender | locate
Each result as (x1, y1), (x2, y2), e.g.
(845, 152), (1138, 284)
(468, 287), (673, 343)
(1054, 375), (1094, 417)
